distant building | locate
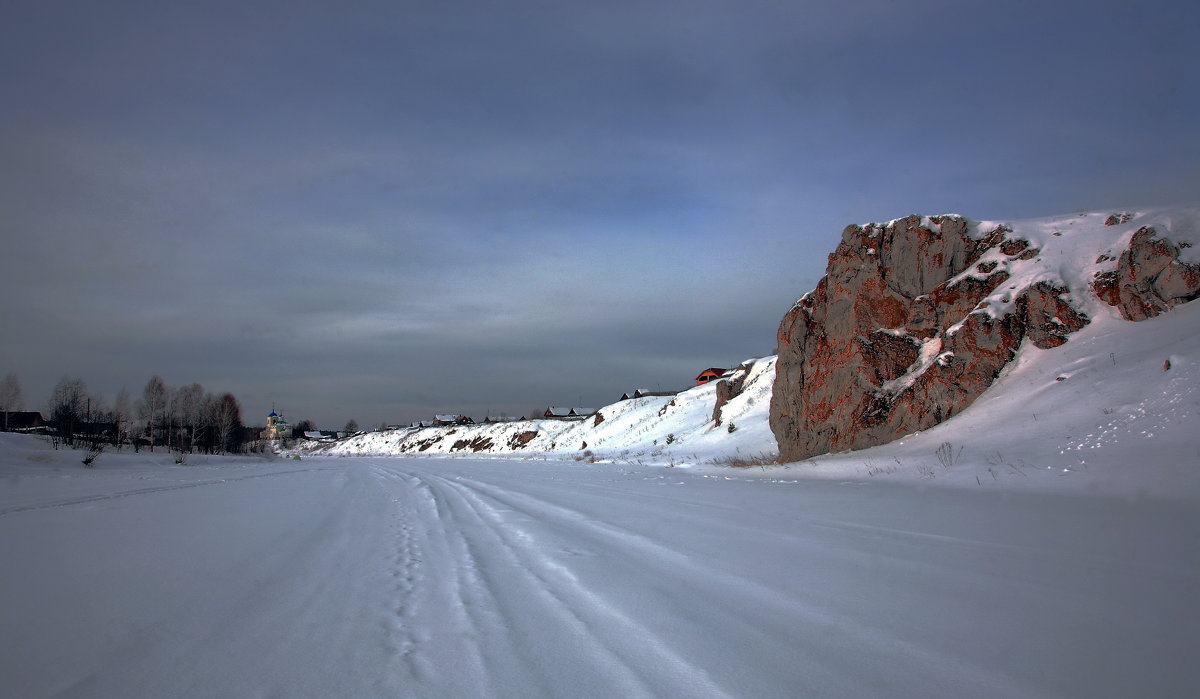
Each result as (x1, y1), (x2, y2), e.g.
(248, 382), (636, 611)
(543, 407), (596, 419)
(619, 389), (677, 401)
(302, 431), (338, 442)
(694, 368), (730, 386)
(260, 408), (291, 441)
(433, 414), (474, 426)
(2, 411), (46, 432)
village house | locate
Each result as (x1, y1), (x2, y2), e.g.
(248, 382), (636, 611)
(543, 407), (596, 419)
(619, 389), (678, 401)
(433, 414), (474, 426)
(482, 415), (523, 424)
(1, 411), (46, 432)
(302, 430), (336, 442)
(694, 368), (730, 386)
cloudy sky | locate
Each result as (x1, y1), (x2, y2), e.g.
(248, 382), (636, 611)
(2, 0), (1196, 428)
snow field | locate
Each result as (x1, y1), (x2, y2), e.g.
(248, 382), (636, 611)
(3, 446), (1197, 697)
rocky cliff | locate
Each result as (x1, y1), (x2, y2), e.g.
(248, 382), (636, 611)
(770, 207), (1200, 462)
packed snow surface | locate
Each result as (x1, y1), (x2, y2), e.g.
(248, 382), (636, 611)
(2, 437), (1197, 698)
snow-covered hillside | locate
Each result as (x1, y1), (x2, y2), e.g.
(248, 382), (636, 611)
(292, 205), (1199, 499)
(297, 355), (778, 464)
(799, 295), (1200, 499)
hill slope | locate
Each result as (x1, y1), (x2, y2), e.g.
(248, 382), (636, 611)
(296, 205), (1199, 499)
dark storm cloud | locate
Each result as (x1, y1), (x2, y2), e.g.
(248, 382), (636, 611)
(2, 0), (1197, 426)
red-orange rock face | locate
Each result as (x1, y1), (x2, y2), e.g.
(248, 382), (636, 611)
(771, 214), (1200, 463)
(770, 215), (1087, 462)
(1096, 226), (1200, 321)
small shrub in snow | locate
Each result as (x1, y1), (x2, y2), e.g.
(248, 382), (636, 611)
(82, 441), (104, 467)
(726, 421), (737, 433)
(665, 433), (677, 445)
(935, 441), (961, 470)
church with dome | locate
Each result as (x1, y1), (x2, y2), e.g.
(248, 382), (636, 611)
(260, 407), (291, 441)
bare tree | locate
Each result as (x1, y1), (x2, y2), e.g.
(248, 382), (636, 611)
(0, 373), (24, 431)
(48, 376), (89, 446)
(214, 393), (243, 454)
(138, 375), (168, 451)
(113, 388), (132, 450)
(344, 418), (359, 433)
(173, 382), (205, 452)
(87, 392), (110, 443)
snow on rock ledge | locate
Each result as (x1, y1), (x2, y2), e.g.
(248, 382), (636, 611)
(770, 205), (1200, 463)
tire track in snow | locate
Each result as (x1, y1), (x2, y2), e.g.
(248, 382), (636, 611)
(0, 467), (336, 517)
(445, 474), (1046, 698)
(367, 463), (495, 697)
(423, 473), (737, 699)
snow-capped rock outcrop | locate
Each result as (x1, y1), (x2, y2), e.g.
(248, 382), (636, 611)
(1092, 223), (1200, 320)
(770, 206), (1200, 463)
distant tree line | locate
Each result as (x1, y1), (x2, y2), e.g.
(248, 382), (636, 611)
(1, 372), (250, 455)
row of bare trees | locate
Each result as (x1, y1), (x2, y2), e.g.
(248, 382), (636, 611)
(2, 372), (247, 454)
(133, 375), (245, 454)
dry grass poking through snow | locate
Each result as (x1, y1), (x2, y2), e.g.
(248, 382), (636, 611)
(711, 451), (780, 468)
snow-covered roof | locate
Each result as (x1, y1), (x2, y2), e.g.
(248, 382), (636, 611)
(634, 389), (676, 398)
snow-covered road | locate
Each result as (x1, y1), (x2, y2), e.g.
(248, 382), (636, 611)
(2, 453), (1196, 698)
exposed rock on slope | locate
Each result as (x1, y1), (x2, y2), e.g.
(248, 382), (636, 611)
(1092, 225), (1200, 320)
(771, 207), (1200, 463)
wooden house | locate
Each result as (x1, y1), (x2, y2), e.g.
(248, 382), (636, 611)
(2, 411), (46, 432)
(694, 368), (730, 386)
(434, 414), (474, 426)
(543, 407), (596, 419)
(620, 389), (677, 401)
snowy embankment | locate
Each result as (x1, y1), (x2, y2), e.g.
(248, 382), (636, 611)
(297, 355), (779, 465)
